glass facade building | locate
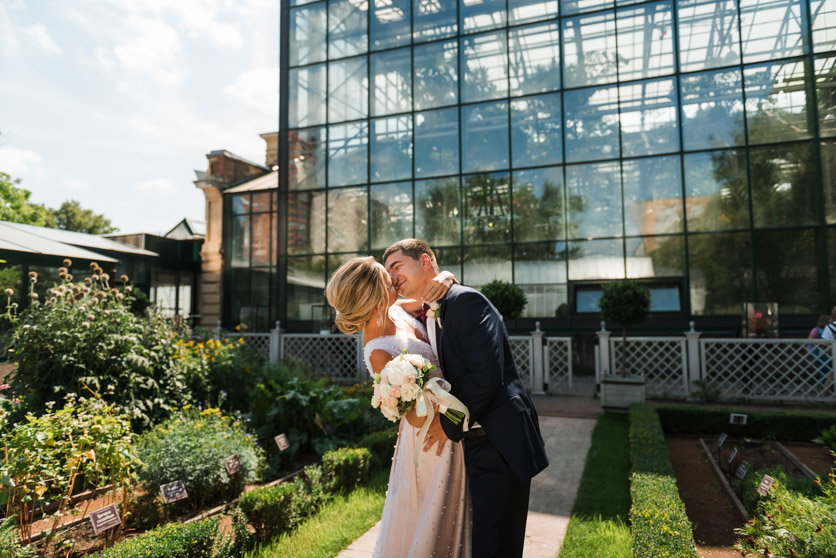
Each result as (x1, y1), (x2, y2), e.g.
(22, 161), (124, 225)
(271, 0), (836, 332)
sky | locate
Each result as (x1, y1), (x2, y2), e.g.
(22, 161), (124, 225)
(0, 0), (279, 235)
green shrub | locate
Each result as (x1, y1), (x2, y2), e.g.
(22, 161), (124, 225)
(137, 408), (266, 509)
(815, 424), (836, 451)
(321, 447), (372, 493)
(238, 480), (302, 542)
(90, 517), (219, 558)
(479, 280), (527, 320)
(628, 405), (699, 558)
(599, 280), (651, 376)
(0, 517), (36, 558)
(356, 429), (398, 472)
(736, 465), (820, 515)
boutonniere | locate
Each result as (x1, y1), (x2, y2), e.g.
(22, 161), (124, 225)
(427, 301), (442, 329)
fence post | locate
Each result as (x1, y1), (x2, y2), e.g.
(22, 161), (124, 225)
(685, 321), (701, 396)
(531, 321), (545, 394)
(269, 321), (282, 363)
(596, 321), (610, 385)
(215, 320), (222, 341)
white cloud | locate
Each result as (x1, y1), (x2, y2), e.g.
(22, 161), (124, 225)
(135, 178), (177, 193)
(108, 15), (185, 89)
(224, 67), (278, 113)
(0, 147), (44, 176)
(24, 23), (61, 54)
(65, 178), (90, 191)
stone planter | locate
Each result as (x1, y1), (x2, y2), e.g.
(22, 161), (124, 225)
(600, 374), (646, 410)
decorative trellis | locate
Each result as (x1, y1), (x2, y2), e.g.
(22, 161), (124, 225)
(509, 336), (534, 388)
(237, 333), (271, 358)
(280, 334), (363, 382)
(610, 337), (688, 396)
(545, 338), (573, 391)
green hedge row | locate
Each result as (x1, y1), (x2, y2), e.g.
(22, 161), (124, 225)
(655, 404), (836, 442)
(90, 517), (220, 558)
(629, 405), (699, 558)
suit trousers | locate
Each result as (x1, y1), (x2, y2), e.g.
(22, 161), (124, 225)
(463, 435), (531, 558)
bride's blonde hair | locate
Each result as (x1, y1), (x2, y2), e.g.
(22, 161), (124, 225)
(326, 256), (390, 335)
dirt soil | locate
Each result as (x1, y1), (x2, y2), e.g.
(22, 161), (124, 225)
(781, 442), (835, 477)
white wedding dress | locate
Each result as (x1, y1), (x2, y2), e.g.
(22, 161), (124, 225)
(365, 305), (471, 558)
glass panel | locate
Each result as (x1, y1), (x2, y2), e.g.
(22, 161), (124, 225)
(567, 238), (625, 280)
(328, 122), (368, 187)
(828, 227), (836, 303)
(329, 0), (369, 59)
(816, 56), (836, 137)
(252, 213), (271, 266)
(371, 48), (412, 116)
(270, 210), (278, 263)
(513, 242), (569, 317)
(370, 181), (414, 249)
(684, 149), (750, 232)
(232, 194), (250, 215)
(247, 269), (271, 331)
(750, 142), (818, 228)
(461, 30), (508, 102)
(566, 161), (622, 239)
(252, 192), (270, 212)
(564, 85), (619, 162)
(414, 108), (459, 178)
(371, 0), (411, 50)
(415, 177), (462, 246)
(286, 255), (326, 321)
(616, 2), (675, 81)
(464, 244), (512, 287)
(744, 60), (811, 144)
(509, 22), (561, 96)
(464, 172), (511, 244)
(561, 0), (612, 15)
(677, 0), (741, 72)
(619, 78), (679, 157)
(509, 0), (559, 24)
(625, 235), (685, 278)
(755, 229), (822, 313)
(680, 69), (745, 151)
(292, 0), (320, 5)
(562, 12), (618, 88)
(824, 141), (836, 224)
(290, 4), (327, 66)
(414, 40), (459, 110)
(461, 0), (506, 33)
(512, 166), (566, 242)
(230, 215), (250, 268)
(288, 190), (326, 254)
(688, 231), (753, 314)
(289, 127), (327, 191)
(413, 0), (458, 42)
(462, 101), (510, 173)
(622, 156), (683, 236)
(328, 57), (368, 123)
(811, 0), (836, 52)
(739, 0), (806, 64)
(435, 246), (463, 280)
(327, 186), (369, 252)
(289, 64), (326, 128)
(511, 93), (563, 168)
(371, 115), (413, 182)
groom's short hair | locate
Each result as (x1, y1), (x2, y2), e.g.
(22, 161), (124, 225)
(383, 239), (439, 272)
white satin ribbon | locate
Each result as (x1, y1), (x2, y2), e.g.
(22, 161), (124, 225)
(413, 377), (470, 467)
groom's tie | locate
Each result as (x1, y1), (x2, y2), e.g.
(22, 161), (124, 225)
(416, 302), (430, 324)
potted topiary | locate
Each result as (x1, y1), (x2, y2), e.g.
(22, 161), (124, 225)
(598, 279), (651, 410)
(480, 280), (527, 321)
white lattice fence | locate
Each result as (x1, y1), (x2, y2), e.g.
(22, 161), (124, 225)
(610, 337), (688, 396)
(700, 339), (836, 402)
(237, 333), (271, 358)
(280, 334), (362, 382)
(509, 336), (534, 389)
(545, 338), (572, 391)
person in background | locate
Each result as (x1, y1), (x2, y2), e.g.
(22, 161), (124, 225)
(817, 310), (836, 394)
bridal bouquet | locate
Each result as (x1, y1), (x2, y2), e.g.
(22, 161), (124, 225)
(371, 353), (429, 422)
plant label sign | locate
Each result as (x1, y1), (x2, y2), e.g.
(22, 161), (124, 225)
(89, 503), (121, 535)
(224, 454), (242, 476)
(160, 480), (188, 504)
(727, 447), (738, 464)
(756, 474), (774, 496)
(729, 413), (748, 425)
(275, 433), (290, 451)
(717, 433), (728, 448)
(736, 463), (749, 479)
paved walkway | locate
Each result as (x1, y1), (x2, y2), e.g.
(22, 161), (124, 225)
(337, 415), (597, 558)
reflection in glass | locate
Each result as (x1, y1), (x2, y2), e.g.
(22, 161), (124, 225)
(328, 58), (368, 123)
(566, 161), (622, 239)
(462, 101), (510, 173)
(371, 48), (412, 116)
(564, 85), (619, 162)
(415, 108), (459, 178)
(287, 255), (326, 320)
(288, 190), (326, 255)
(231, 215), (250, 268)
(328, 187), (369, 252)
(616, 2), (675, 81)
(414, 40), (459, 110)
(509, 22), (561, 96)
(514, 242), (569, 317)
(619, 78), (679, 157)
(739, 0), (806, 63)
(289, 64), (326, 128)
(464, 244), (512, 286)
(509, 0), (559, 24)
(684, 150), (750, 232)
(625, 235), (684, 278)
(462, 30), (509, 102)
(816, 56), (836, 137)
(755, 229), (822, 313)
(328, 0), (369, 59)
(413, 0), (457, 42)
(251, 213), (271, 266)
(461, 0), (506, 33)
(511, 93), (563, 168)
(371, 0), (411, 50)
(744, 60), (811, 144)
(828, 227), (836, 303)
(688, 231), (752, 314)
(561, 0), (612, 16)
(464, 172), (511, 244)
(328, 122), (368, 187)
(677, 0), (740, 72)
(750, 143), (818, 228)
(288, 127), (326, 191)
(232, 194), (251, 215)
(435, 246), (463, 280)
(415, 177), (462, 246)
(371, 115), (413, 182)
(252, 192), (271, 212)
(562, 12), (618, 88)
(622, 156), (683, 236)
(680, 69), (744, 150)
(811, 0), (836, 52)
(290, 5), (327, 66)
(371, 182), (414, 250)
(567, 238), (624, 280)
(823, 141), (836, 224)
(512, 166), (566, 242)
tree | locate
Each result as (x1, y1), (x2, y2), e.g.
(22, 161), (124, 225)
(599, 279), (651, 376)
(480, 279), (527, 320)
(0, 171), (52, 226)
(47, 200), (118, 234)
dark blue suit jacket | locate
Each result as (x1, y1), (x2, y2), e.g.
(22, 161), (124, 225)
(435, 284), (549, 481)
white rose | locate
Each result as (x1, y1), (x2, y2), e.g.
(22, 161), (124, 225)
(379, 382), (391, 399)
(385, 358), (413, 387)
(371, 386), (382, 409)
(400, 383), (421, 402)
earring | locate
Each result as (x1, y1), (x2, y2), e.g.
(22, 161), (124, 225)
(377, 313), (383, 328)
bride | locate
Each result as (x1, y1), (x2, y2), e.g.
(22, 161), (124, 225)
(326, 256), (471, 558)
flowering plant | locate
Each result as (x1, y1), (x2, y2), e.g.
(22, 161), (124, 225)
(371, 353), (429, 422)
(426, 301), (443, 329)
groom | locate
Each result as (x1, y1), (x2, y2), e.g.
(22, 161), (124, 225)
(383, 239), (549, 558)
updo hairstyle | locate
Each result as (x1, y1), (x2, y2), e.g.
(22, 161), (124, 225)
(325, 256), (390, 335)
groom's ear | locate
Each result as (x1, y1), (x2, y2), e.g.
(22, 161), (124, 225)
(420, 254), (433, 271)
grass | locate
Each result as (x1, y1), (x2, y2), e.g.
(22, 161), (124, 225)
(558, 412), (632, 558)
(246, 469), (388, 558)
